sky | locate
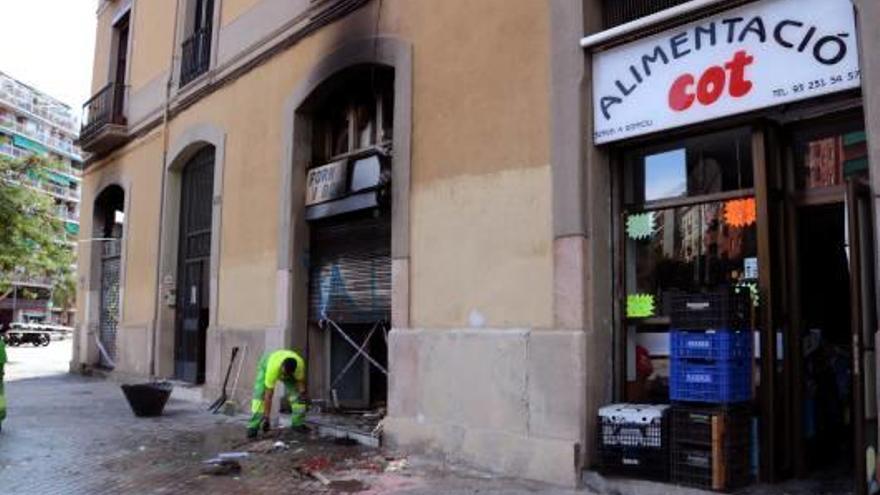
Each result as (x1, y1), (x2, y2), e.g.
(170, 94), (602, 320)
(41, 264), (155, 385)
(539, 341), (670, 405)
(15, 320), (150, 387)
(0, 0), (97, 110)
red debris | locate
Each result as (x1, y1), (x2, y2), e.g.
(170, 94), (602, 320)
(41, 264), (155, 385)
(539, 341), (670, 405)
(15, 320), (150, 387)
(300, 456), (332, 473)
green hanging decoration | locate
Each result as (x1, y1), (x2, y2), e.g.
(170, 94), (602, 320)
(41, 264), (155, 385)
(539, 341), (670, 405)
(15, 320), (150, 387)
(626, 212), (656, 241)
(627, 293), (656, 318)
(736, 282), (760, 308)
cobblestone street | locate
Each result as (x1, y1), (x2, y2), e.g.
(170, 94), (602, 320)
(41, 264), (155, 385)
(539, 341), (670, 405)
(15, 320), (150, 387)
(0, 340), (584, 495)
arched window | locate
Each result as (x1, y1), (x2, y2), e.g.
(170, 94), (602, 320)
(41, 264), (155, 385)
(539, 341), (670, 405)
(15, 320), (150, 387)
(311, 67), (394, 164)
(93, 184), (125, 369)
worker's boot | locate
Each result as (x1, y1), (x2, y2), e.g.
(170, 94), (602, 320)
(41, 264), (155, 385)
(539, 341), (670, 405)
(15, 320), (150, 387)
(246, 427), (258, 439)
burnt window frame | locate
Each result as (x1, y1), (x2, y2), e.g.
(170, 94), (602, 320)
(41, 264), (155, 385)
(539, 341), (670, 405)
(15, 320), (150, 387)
(310, 70), (394, 166)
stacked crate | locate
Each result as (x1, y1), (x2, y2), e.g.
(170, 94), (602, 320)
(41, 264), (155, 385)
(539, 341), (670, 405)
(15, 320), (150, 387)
(597, 404), (670, 481)
(669, 290), (753, 491)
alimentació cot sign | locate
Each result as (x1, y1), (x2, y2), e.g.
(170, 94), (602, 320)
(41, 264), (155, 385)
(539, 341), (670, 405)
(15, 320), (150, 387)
(591, 0), (861, 144)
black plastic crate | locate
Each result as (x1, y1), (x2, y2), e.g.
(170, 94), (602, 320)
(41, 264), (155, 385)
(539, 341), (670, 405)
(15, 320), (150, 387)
(672, 441), (752, 491)
(597, 404), (670, 481)
(671, 404), (751, 448)
(599, 444), (670, 481)
(670, 289), (752, 330)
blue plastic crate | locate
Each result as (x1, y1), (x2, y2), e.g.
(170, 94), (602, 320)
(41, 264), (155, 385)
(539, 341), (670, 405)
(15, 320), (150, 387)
(670, 330), (752, 361)
(670, 358), (752, 404)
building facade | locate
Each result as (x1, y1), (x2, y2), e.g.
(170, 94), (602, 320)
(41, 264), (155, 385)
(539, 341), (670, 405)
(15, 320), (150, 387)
(75, 0), (880, 491)
(0, 71), (83, 327)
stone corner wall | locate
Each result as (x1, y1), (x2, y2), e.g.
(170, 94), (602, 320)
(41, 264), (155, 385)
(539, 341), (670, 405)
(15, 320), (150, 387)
(384, 327), (588, 487)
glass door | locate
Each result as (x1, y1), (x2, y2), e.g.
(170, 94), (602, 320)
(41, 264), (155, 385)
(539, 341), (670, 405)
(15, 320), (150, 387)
(785, 115), (874, 493)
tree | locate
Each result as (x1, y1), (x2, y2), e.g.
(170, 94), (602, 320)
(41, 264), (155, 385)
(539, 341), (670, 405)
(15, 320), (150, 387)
(0, 155), (75, 303)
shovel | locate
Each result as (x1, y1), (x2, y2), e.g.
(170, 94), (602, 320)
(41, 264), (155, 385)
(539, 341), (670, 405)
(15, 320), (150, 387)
(208, 346), (239, 413)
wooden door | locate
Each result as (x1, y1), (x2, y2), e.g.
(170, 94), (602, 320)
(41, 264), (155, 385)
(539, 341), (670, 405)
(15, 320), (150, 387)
(174, 148), (214, 384)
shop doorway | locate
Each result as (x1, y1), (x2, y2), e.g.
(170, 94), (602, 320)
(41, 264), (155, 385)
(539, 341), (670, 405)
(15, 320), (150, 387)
(782, 117), (877, 493)
(308, 212), (391, 409)
(613, 113), (877, 492)
(794, 203), (853, 478)
(298, 66), (394, 417)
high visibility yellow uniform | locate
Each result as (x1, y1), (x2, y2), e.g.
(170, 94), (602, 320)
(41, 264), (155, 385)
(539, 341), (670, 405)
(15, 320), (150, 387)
(249, 349), (306, 430)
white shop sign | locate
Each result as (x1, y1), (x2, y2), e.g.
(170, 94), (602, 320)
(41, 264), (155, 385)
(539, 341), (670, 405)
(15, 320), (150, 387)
(306, 160), (347, 205)
(591, 0), (860, 144)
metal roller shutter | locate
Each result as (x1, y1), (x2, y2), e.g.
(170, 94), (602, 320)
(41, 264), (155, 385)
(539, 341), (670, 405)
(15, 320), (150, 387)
(309, 213), (391, 324)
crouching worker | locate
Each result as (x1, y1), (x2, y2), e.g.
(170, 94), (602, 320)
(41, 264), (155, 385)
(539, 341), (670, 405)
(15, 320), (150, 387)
(248, 348), (307, 439)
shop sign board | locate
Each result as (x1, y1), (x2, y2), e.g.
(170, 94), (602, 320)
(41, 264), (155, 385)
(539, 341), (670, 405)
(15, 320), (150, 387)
(591, 0), (861, 144)
(306, 160), (347, 206)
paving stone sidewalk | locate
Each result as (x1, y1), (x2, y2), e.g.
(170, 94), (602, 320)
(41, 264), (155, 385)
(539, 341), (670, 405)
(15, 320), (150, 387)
(0, 342), (582, 495)
(0, 341), (852, 495)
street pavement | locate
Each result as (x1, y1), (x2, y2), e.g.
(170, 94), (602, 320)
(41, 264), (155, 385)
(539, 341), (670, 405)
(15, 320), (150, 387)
(0, 340), (852, 494)
(0, 339), (583, 495)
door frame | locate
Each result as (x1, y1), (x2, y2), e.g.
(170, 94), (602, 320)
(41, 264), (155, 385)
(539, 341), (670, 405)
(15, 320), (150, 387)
(775, 110), (873, 491)
(173, 147), (215, 384)
(846, 175), (877, 495)
(155, 125), (225, 380)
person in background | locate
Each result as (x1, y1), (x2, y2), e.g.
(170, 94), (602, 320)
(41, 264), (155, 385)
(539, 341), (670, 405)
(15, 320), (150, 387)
(0, 327), (7, 432)
(247, 348), (307, 439)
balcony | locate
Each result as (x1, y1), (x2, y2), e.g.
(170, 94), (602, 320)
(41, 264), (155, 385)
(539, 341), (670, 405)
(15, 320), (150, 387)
(0, 116), (82, 161)
(180, 28), (212, 88)
(79, 82), (127, 155)
(0, 84), (79, 134)
(44, 182), (80, 202)
(56, 207), (80, 223)
(0, 142), (28, 159)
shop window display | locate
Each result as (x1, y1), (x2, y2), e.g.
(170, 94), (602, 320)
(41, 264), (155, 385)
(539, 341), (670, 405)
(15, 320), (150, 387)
(622, 127), (757, 402)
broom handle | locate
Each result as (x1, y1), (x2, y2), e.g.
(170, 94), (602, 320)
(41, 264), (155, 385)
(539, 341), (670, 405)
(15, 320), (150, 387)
(230, 345), (247, 398)
(220, 347), (239, 392)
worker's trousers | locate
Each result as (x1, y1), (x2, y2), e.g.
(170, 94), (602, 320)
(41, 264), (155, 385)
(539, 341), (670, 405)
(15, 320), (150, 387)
(248, 356), (306, 430)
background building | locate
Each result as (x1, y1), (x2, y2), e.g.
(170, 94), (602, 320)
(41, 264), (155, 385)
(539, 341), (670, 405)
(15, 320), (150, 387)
(0, 70), (82, 327)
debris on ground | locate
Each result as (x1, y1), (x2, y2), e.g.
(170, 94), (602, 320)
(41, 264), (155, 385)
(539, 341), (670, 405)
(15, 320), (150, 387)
(310, 470), (331, 485)
(298, 456), (332, 473)
(385, 458), (408, 472)
(245, 439), (278, 453)
(200, 459), (242, 476)
(218, 452), (249, 460)
(328, 479), (367, 492)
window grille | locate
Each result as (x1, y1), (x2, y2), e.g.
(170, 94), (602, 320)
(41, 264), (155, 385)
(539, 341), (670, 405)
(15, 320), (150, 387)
(603, 0), (694, 29)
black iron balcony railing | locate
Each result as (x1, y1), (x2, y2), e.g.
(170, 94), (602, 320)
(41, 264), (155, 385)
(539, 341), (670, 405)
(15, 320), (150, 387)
(180, 28), (212, 88)
(602, 0), (694, 28)
(81, 82), (126, 141)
